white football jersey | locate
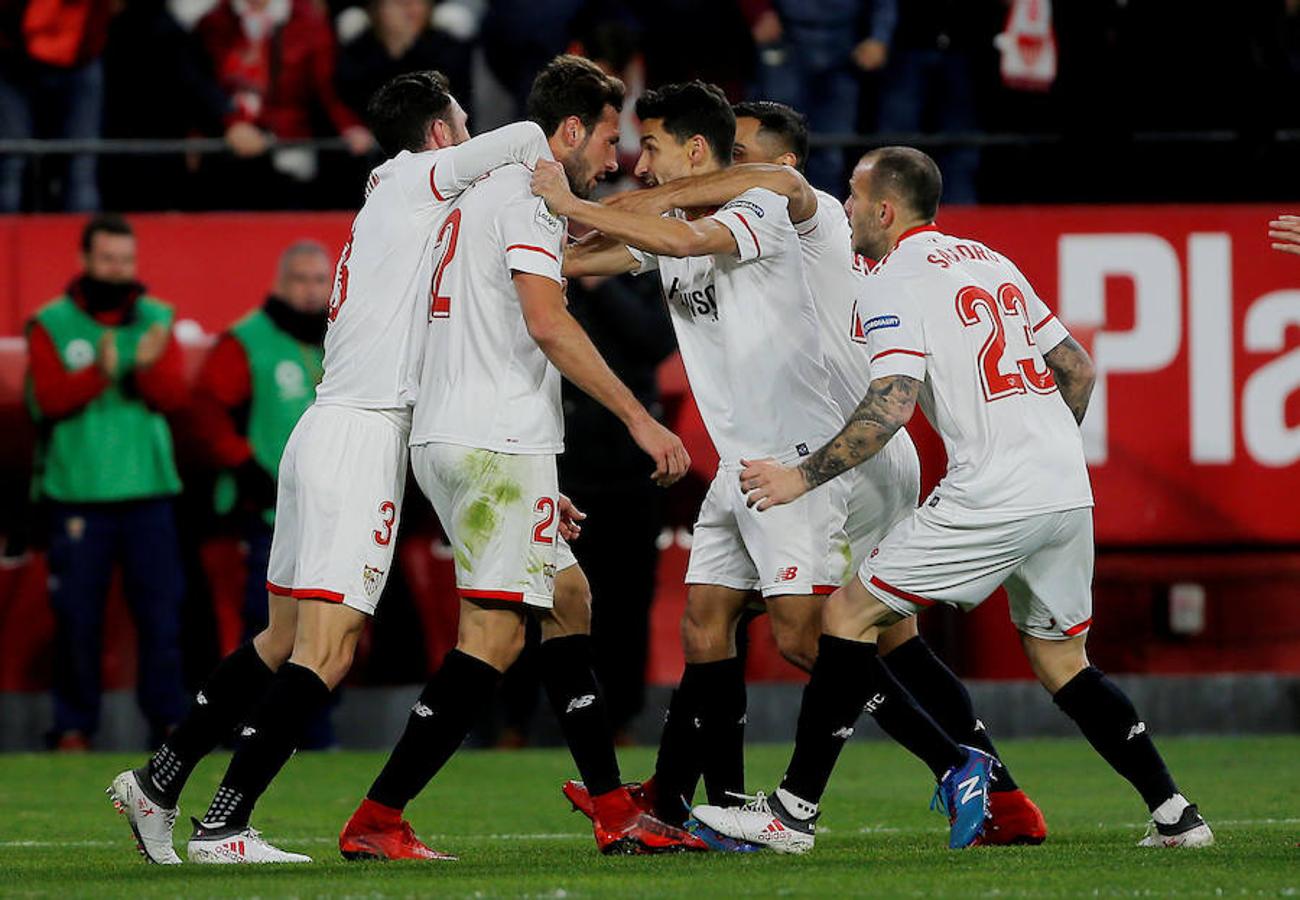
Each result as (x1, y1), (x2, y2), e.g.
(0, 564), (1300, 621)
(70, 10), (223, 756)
(794, 188), (874, 417)
(314, 122), (551, 412)
(864, 225), (1093, 520)
(631, 187), (843, 463)
(410, 163), (567, 453)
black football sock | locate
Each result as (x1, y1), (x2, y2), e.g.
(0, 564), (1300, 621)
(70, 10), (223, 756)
(695, 657), (747, 806)
(780, 636), (878, 805)
(860, 649), (966, 780)
(200, 662), (330, 831)
(1053, 666), (1178, 811)
(144, 642), (274, 807)
(884, 635), (1018, 792)
(367, 649), (501, 811)
(539, 635), (621, 797)
(652, 684), (703, 825)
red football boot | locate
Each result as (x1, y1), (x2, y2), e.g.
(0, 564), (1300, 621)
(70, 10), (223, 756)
(977, 789), (1048, 846)
(589, 786), (709, 855)
(339, 798), (457, 861)
(563, 777), (657, 822)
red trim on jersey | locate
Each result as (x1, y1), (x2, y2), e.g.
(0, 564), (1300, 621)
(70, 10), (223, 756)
(811, 584), (839, 596)
(896, 223), (940, 245)
(430, 165), (447, 201)
(460, 588), (527, 603)
(266, 580), (293, 597)
(868, 575), (936, 608)
(505, 243), (559, 262)
(1063, 618), (1092, 636)
(733, 212), (761, 257)
(795, 221), (819, 238)
(1032, 315), (1056, 333)
(291, 587), (346, 603)
(870, 348), (926, 363)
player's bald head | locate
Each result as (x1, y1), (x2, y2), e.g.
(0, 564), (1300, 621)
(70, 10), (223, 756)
(856, 147), (942, 222)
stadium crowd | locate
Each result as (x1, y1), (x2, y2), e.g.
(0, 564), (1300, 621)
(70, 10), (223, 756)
(2, 0), (1298, 213)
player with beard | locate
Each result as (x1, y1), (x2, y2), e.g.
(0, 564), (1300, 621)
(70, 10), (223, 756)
(574, 100), (1045, 846)
(336, 56), (705, 859)
(692, 147), (1213, 852)
(108, 71), (558, 864)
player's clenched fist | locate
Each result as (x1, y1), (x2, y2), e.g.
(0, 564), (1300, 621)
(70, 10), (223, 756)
(739, 457), (808, 510)
(531, 159), (577, 217)
(1269, 215), (1300, 257)
(628, 413), (691, 487)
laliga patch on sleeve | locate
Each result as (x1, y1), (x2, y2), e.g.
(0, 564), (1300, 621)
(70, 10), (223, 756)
(719, 197), (765, 218)
(534, 202), (562, 235)
(863, 314), (901, 335)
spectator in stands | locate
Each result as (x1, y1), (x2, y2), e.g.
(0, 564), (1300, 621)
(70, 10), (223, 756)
(875, 0), (995, 203)
(336, 0), (473, 120)
(750, 0), (897, 192)
(195, 0), (375, 206)
(557, 273), (676, 738)
(0, 0), (111, 211)
(193, 241), (329, 642)
(25, 215), (189, 750)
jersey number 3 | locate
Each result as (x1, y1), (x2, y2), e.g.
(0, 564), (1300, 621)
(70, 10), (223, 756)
(430, 209), (462, 320)
(956, 282), (1056, 403)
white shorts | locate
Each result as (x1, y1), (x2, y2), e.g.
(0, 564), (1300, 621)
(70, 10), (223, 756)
(859, 503), (1095, 641)
(845, 429), (921, 571)
(411, 443), (573, 610)
(266, 404), (409, 616)
(686, 462), (850, 599)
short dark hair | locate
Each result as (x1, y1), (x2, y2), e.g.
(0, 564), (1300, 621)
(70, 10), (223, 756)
(81, 213), (132, 253)
(732, 100), (809, 171)
(635, 81), (735, 164)
(367, 70), (454, 156)
(861, 147), (943, 221)
(526, 54), (626, 137)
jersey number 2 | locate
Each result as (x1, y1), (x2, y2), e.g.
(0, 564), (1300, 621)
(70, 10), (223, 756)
(430, 209), (462, 320)
(955, 282), (1056, 403)
(531, 497), (556, 545)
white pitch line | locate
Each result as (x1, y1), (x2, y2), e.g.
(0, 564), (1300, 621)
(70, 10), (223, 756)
(3, 819), (1296, 850)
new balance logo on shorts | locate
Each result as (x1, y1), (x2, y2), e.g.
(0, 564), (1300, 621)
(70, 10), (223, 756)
(1128, 722), (1147, 741)
(412, 702), (434, 718)
(240, 726), (256, 737)
(832, 726), (855, 739)
(565, 694), (596, 714)
(776, 566), (799, 582)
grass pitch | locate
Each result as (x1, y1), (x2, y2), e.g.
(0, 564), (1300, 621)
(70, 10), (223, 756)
(0, 736), (1296, 897)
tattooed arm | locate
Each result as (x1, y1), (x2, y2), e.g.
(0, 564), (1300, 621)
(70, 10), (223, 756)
(738, 375), (921, 511)
(1043, 336), (1095, 425)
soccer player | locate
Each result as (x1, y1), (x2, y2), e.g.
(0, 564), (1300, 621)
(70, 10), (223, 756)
(602, 100), (1044, 845)
(691, 147), (1215, 852)
(335, 55), (704, 858)
(108, 71), (556, 864)
(533, 82), (991, 844)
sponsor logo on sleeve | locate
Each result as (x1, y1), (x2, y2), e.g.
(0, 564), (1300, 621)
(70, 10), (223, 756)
(719, 198), (766, 218)
(534, 203), (562, 235)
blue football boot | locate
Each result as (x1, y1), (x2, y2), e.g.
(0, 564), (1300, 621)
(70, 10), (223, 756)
(931, 745), (995, 849)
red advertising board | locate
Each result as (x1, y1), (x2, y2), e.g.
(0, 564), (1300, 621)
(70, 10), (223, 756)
(1, 205), (1297, 546)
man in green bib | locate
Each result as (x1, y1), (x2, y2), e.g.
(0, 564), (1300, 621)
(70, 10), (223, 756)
(26, 214), (190, 750)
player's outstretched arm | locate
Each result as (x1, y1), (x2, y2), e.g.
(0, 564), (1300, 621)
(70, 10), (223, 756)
(654, 164), (819, 223)
(532, 160), (738, 259)
(739, 375), (921, 511)
(434, 121), (551, 197)
(563, 230), (639, 278)
(514, 272), (690, 486)
(1043, 336), (1095, 425)
(1269, 215), (1300, 257)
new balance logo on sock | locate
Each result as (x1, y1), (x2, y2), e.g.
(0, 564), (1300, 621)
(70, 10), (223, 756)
(832, 726), (855, 739)
(863, 693), (887, 714)
(240, 726), (256, 737)
(1127, 722), (1147, 741)
(566, 694), (596, 714)
(959, 776), (983, 805)
(196, 691), (208, 706)
(412, 702), (434, 718)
